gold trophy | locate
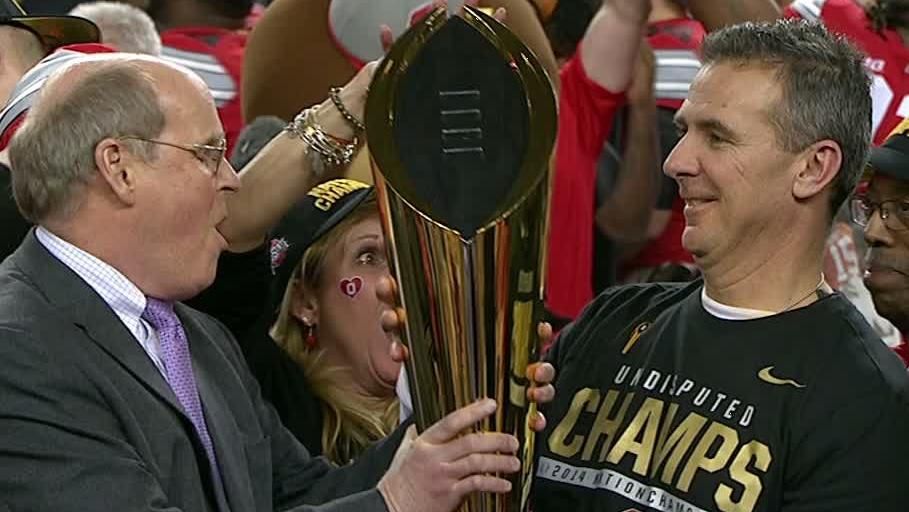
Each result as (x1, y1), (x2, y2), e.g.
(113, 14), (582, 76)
(366, 6), (556, 511)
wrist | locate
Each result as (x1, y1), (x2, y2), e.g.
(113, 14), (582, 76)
(610, 1), (651, 26)
(628, 94), (657, 110)
(284, 108), (359, 178)
(377, 477), (406, 512)
(312, 99), (356, 143)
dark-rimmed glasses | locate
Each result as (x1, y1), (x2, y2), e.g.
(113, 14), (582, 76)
(118, 136), (229, 177)
(850, 196), (909, 232)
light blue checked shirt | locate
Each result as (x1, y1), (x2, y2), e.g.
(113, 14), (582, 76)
(36, 227), (166, 375)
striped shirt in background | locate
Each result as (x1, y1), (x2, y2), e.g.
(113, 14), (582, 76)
(648, 18), (705, 109)
(0, 44), (117, 150)
(159, 27), (247, 153)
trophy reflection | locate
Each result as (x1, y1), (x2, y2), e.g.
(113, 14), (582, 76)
(366, 6), (557, 511)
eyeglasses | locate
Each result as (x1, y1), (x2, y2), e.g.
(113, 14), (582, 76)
(850, 196), (909, 231)
(119, 136), (230, 177)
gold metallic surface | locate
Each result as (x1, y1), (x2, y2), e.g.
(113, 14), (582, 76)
(366, 6), (556, 511)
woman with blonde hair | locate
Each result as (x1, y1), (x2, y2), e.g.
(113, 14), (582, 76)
(242, 178), (401, 464)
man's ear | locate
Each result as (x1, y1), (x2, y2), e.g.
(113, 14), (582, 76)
(793, 139), (843, 202)
(94, 138), (140, 206)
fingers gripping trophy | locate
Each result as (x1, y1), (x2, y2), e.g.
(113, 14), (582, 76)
(366, 6), (557, 512)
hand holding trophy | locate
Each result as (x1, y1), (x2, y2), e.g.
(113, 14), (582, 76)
(367, 5), (557, 511)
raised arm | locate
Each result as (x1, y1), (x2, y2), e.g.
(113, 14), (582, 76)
(596, 41), (660, 243)
(220, 62), (374, 253)
(581, 0), (652, 93)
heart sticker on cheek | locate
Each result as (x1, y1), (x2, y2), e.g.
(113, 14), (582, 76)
(339, 277), (363, 298)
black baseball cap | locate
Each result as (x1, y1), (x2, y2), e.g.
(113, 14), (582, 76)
(266, 179), (375, 317)
(868, 117), (909, 182)
(0, 0), (100, 52)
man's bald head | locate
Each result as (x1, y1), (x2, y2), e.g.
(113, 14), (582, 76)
(8, 54), (209, 223)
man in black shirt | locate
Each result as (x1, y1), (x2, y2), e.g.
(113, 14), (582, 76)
(532, 18), (909, 512)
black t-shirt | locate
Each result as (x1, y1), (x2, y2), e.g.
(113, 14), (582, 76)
(533, 281), (909, 512)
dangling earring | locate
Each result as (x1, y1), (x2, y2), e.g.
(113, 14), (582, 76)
(304, 322), (318, 348)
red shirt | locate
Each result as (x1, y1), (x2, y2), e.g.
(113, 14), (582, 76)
(786, 0), (909, 144)
(160, 27), (248, 154)
(546, 54), (625, 320)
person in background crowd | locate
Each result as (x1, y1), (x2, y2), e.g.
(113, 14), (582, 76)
(0, 51), (556, 512)
(69, 1), (161, 54)
(593, 0), (705, 291)
(542, 0), (654, 326)
(853, 116), (909, 365)
(240, 180), (400, 465)
(151, 0), (252, 151)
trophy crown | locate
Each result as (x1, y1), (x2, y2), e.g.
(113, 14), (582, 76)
(366, 6), (556, 238)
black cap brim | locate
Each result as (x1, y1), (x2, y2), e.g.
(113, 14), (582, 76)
(266, 185), (375, 322)
(4, 15), (100, 51)
(868, 145), (909, 182)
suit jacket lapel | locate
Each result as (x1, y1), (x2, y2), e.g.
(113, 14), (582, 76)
(10, 230), (185, 416)
(178, 306), (254, 512)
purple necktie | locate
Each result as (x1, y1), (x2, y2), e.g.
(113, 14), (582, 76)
(143, 298), (223, 484)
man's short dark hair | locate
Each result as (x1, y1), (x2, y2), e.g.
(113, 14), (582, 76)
(542, 0), (599, 60)
(701, 19), (872, 217)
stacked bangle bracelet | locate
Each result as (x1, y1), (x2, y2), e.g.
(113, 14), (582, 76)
(284, 108), (358, 177)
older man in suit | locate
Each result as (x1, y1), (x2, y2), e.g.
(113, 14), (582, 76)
(0, 53), (548, 512)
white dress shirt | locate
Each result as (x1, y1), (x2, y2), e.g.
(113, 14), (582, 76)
(36, 226), (166, 375)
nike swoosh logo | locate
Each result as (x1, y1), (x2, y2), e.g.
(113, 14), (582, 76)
(758, 366), (806, 388)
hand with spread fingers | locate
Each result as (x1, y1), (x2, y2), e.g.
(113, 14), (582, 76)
(377, 399), (521, 512)
(377, 275), (557, 432)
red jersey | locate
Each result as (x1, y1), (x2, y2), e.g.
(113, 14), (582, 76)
(546, 54), (625, 320)
(786, 0), (909, 144)
(160, 27), (247, 154)
(649, 18), (706, 110)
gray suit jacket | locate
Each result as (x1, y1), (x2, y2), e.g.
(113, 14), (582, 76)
(0, 231), (398, 511)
